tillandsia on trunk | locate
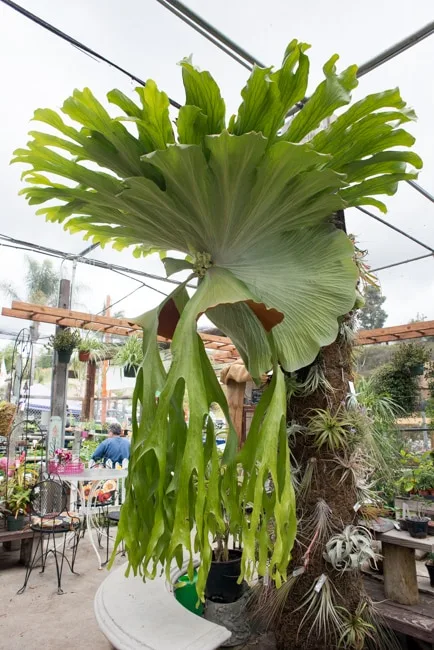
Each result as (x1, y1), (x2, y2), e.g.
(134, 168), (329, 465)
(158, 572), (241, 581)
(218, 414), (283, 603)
(12, 39), (421, 599)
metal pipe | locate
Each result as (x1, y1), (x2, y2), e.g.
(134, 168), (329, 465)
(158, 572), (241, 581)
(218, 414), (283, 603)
(371, 253), (433, 273)
(155, 0), (264, 69)
(355, 206), (434, 253)
(407, 179), (434, 203)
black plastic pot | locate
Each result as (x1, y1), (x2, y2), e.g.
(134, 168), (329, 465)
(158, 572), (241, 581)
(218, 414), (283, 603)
(57, 349), (72, 364)
(407, 516), (430, 539)
(426, 562), (434, 587)
(123, 364), (138, 378)
(6, 514), (26, 531)
(205, 549), (243, 604)
(398, 518), (408, 531)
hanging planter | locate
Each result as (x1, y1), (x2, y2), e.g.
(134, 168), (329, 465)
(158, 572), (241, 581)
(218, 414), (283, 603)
(47, 329), (81, 365)
(124, 364), (138, 378)
(58, 350), (73, 364)
(79, 350), (91, 362)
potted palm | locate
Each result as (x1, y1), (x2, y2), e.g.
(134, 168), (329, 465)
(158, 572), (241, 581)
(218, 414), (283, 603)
(47, 328), (81, 364)
(113, 336), (143, 377)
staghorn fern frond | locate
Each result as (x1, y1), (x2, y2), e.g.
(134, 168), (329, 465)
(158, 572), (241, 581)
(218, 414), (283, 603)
(12, 40), (420, 599)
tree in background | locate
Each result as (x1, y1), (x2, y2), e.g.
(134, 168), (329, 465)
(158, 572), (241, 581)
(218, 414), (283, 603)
(1, 256), (59, 307)
(371, 342), (431, 414)
(358, 285), (387, 330)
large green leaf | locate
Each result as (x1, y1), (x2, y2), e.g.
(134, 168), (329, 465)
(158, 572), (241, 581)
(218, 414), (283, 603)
(13, 40), (421, 597)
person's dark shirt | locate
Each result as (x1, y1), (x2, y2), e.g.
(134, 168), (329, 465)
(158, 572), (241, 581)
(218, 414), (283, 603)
(91, 436), (130, 465)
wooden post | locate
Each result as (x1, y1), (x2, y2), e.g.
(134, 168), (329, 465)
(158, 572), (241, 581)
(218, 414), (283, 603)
(226, 380), (246, 449)
(82, 361), (97, 422)
(101, 295), (110, 424)
(50, 279), (70, 447)
(383, 542), (419, 605)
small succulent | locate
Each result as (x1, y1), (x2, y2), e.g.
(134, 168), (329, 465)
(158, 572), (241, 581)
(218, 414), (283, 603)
(324, 525), (379, 572)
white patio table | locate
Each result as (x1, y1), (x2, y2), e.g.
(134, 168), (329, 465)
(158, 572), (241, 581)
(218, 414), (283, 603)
(60, 468), (128, 569)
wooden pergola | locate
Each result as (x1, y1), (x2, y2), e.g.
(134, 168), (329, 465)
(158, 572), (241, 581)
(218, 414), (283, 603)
(3, 301), (434, 361)
(1, 301), (240, 362)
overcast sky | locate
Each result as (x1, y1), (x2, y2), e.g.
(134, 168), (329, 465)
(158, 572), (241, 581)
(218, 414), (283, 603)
(0, 0), (433, 349)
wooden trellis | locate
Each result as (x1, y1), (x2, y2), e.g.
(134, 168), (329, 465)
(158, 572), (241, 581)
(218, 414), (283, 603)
(3, 301), (434, 363)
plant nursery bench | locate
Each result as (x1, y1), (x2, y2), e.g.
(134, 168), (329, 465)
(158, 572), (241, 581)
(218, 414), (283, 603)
(376, 529), (434, 606)
(94, 562), (231, 650)
(0, 528), (33, 565)
(365, 575), (434, 646)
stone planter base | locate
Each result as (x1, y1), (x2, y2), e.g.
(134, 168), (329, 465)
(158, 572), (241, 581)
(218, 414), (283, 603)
(204, 590), (251, 647)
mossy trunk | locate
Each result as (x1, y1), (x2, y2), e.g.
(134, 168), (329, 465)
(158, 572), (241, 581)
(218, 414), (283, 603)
(275, 336), (364, 649)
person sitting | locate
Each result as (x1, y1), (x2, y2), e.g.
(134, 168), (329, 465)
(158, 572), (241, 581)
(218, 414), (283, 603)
(91, 423), (130, 466)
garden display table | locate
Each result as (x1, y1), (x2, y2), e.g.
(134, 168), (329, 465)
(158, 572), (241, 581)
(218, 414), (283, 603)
(61, 468), (128, 569)
(377, 529), (434, 605)
(0, 527), (33, 565)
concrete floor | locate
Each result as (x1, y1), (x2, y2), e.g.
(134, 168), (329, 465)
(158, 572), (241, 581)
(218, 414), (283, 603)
(0, 531), (126, 650)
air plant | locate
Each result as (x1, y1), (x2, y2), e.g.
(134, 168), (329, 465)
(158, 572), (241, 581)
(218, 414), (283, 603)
(337, 601), (376, 649)
(307, 408), (353, 451)
(302, 499), (334, 542)
(295, 575), (343, 643)
(324, 525), (380, 572)
(329, 448), (371, 487)
(297, 457), (318, 500)
(299, 362), (335, 396)
(248, 572), (300, 630)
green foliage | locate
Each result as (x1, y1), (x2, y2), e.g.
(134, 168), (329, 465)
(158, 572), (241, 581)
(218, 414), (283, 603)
(12, 41), (421, 600)
(337, 602), (376, 650)
(112, 335), (143, 368)
(79, 439), (100, 462)
(0, 344), (15, 373)
(371, 342), (431, 414)
(358, 286), (387, 330)
(307, 408), (353, 451)
(47, 328), (81, 354)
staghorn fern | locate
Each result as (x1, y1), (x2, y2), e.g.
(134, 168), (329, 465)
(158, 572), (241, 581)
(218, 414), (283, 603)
(12, 40), (420, 598)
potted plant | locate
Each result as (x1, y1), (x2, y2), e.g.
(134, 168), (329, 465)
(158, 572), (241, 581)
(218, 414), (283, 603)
(47, 328), (81, 364)
(113, 335), (143, 377)
(77, 335), (108, 363)
(205, 526), (244, 604)
(407, 515), (430, 539)
(0, 458), (38, 530)
(425, 552), (434, 587)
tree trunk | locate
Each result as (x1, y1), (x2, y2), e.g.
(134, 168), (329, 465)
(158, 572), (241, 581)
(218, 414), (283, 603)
(275, 335), (364, 649)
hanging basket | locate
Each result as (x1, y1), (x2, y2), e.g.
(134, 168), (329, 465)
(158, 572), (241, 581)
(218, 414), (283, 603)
(57, 350), (72, 364)
(0, 402), (17, 437)
(123, 364), (138, 378)
(79, 350), (91, 362)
